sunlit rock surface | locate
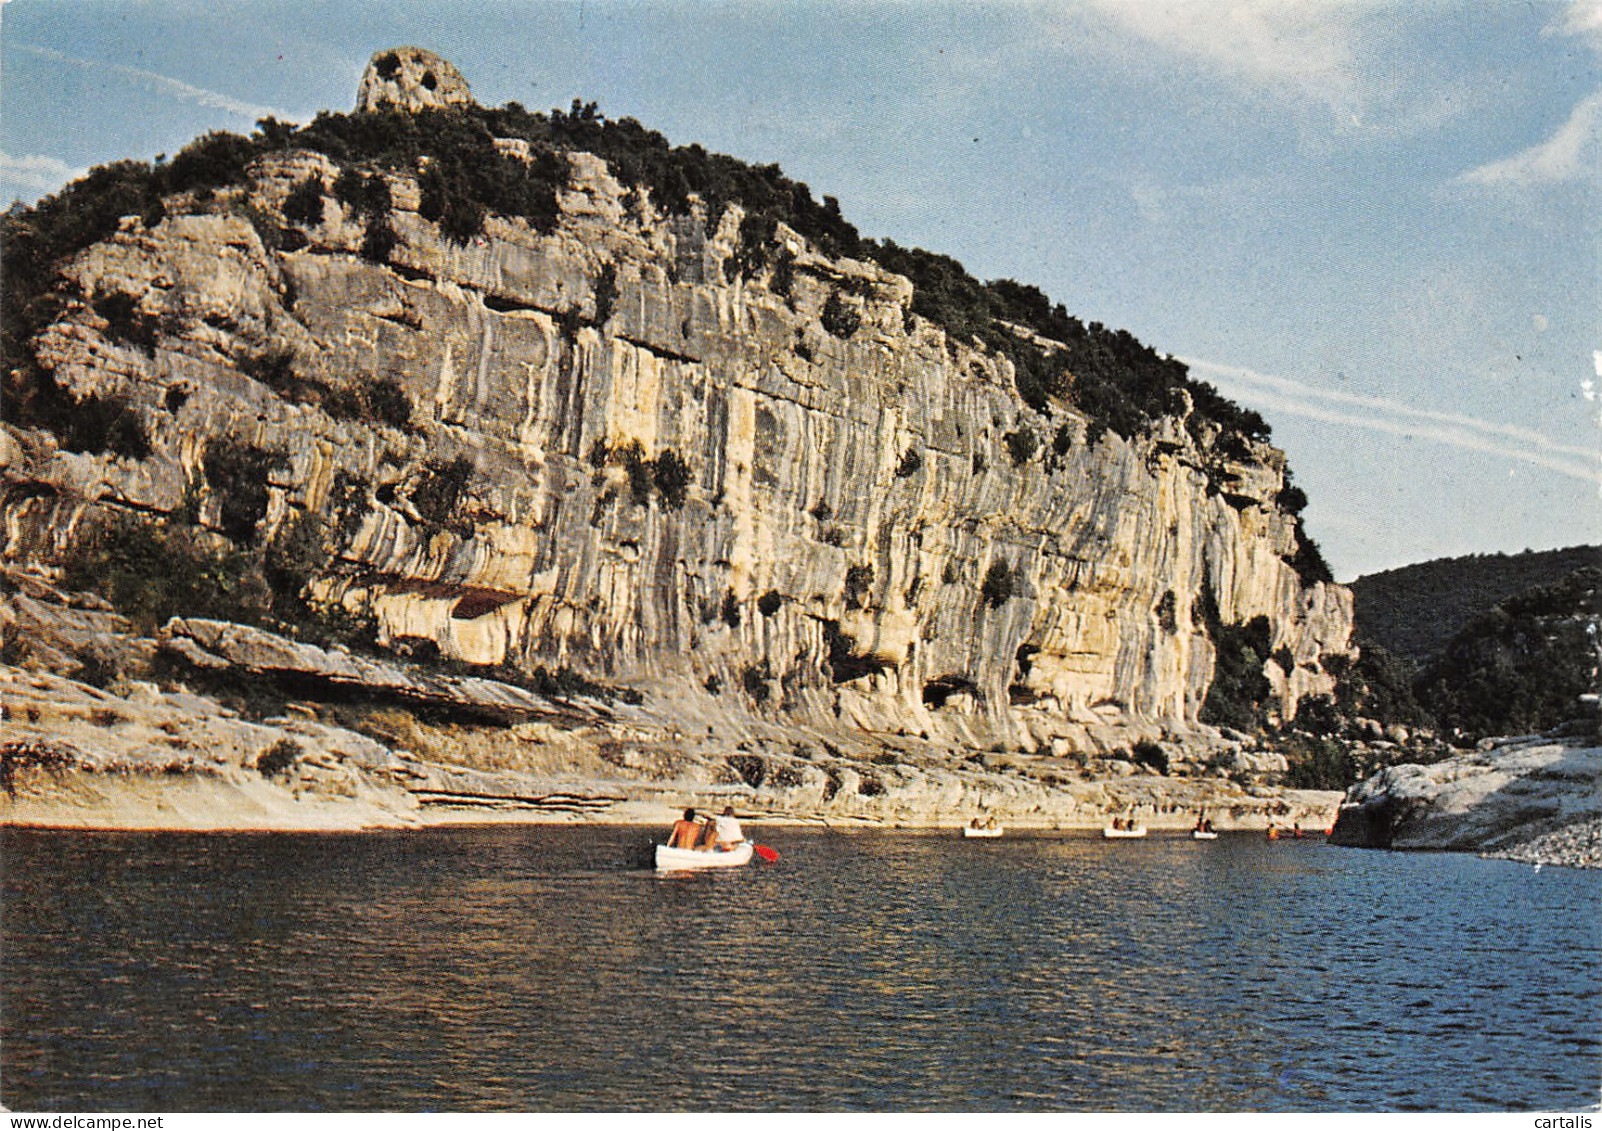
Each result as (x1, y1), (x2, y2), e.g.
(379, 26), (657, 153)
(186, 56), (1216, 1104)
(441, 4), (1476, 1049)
(1, 53), (1358, 826)
(1330, 725), (1602, 867)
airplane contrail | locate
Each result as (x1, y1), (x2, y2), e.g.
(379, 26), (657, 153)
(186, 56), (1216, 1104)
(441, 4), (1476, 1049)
(1183, 356), (1601, 485)
(18, 44), (292, 123)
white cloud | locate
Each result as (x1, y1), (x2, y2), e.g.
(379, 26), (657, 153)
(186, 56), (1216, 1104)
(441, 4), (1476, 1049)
(18, 44), (290, 123)
(1459, 3), (1602, 187)
(0, 151), (87, 196)
(1072, 0), (1386, 107)
(1549, 0), (1602, 47)
(1458, 90), (1602, 187)
(1185, 356), (1602, 485)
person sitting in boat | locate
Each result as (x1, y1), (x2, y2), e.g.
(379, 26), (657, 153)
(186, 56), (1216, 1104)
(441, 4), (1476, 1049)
(669, 808), (702, 849)
(714, 805), (746, 851)
(694, 816), (721, 851)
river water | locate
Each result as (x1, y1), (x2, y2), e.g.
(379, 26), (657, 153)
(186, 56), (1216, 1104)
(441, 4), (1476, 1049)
(2, 825), (1598, 1112)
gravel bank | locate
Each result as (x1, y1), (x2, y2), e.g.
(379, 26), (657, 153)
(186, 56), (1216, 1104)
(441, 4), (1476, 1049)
(1482, 814), (1602, 870)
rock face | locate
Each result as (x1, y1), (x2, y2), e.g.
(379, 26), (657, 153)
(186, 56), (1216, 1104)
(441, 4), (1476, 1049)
(0, 51), (1354, 777)
(1, 570), (1342, 832)
(356, 47), (472, 114)
(1330, 725), (1602, 865)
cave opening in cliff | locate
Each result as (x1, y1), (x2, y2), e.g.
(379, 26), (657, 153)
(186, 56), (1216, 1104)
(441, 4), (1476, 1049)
(1009, 644), (1041, 705)
(923, 675), (976, 708)
(822, 620), (892, 684)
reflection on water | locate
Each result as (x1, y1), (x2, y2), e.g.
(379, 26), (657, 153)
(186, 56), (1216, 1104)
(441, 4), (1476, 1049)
(3, 826), (1598, 1111)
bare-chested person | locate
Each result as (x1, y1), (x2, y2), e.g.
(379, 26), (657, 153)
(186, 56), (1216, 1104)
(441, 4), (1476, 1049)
(668, 808), (702, 849)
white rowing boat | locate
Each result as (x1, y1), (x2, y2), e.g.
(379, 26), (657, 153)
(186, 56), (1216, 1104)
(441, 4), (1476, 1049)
(654, 842), (754, 871)
(1102, 825), (1148, 839)
(962, 825), (1004, 838)
(1191, 830), (1219, 840)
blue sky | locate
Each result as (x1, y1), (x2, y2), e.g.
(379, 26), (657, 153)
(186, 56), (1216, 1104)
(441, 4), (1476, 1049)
(3, 0), (1597, 580)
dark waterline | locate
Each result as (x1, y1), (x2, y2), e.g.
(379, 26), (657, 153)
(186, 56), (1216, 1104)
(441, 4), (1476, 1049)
(2, 825), (1598, 1112)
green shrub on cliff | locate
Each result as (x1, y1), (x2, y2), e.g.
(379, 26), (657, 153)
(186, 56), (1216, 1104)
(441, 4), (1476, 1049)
(982, 560), (1016, 608)
(62, 508), (374, 648)
(282, 176), (326, 227)
(820, 291), (861, 339)
(203, 440), (282, 544)
(652, 448), (691, 509)
(1, 368), (150, 460)
(63, 517), (266, 634)
(1281, 734), (1356, 790)
(1200, 612), (1275, 732)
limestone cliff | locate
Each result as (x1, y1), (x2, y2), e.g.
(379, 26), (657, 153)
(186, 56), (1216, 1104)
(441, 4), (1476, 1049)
(1, 50), (1353, 784)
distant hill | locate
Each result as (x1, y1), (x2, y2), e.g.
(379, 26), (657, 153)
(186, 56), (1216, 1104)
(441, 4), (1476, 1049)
(1350, 545), (1601, 667)
(1415, 565), (1601, 739)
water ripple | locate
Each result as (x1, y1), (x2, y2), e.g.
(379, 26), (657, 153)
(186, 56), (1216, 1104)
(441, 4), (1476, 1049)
(2, 826), (1598, 1111)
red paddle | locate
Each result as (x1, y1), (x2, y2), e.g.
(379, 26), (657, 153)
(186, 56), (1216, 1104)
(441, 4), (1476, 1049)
(753, 844), (779, 862)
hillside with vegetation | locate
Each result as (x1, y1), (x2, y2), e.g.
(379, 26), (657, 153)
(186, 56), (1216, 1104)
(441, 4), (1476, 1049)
(1349, 545), (1598, 666)
(1286, 551), (1601, 783)
(1413, 565), (1600, 740)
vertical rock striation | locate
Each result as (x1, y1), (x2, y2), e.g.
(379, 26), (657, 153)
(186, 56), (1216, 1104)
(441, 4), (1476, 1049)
(1, 50), (1353, 768)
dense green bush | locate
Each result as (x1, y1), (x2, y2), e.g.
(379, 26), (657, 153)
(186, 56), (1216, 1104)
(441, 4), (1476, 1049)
(360, 376), (414, 431)
(360, 219), (397, 263)
(1290, 693), (1343, 736)
(1200, 614), (1274, 731)
(739, 663), (772, 706)
(1131, 740), (1169, 774)
(281, 176), (325, 226)
(203, 440), (281, 544)
(1285, 521), (1334, 585)
(1004, 426), (1038, 466)
(1282, 735), (1357, 790)
(92, 292), (161, 353)
(1414, 566), (1600, 740)
(62, 516), (266, 634)
(237, 347), (411, 430)
(1351, 545), (1600, 667)
(3, 368), (150, 459)
(652, 448), (690, 509)
(1331, 640), (1434, 728)
(820, 291), (860, 339)
(412, 455), (475, 534)
(844, 564), (874, 609)
(257, 739), (301, 777)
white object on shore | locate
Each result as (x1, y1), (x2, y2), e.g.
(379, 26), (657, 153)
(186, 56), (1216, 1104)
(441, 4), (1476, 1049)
(963, 825), (1004, 838)
(1102, 825), (1148, 839)
(655, 842), (754, 871)
(1191, 830), (1218, 840)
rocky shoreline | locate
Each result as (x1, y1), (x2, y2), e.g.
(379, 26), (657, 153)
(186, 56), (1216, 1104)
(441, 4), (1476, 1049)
(1, 569), (1341, 836)
(0, 660), (1342, 836)
(1330, 725), (1602, 870)
(7, 570), (1588, 865)
(1481, 814), (1602, 870)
